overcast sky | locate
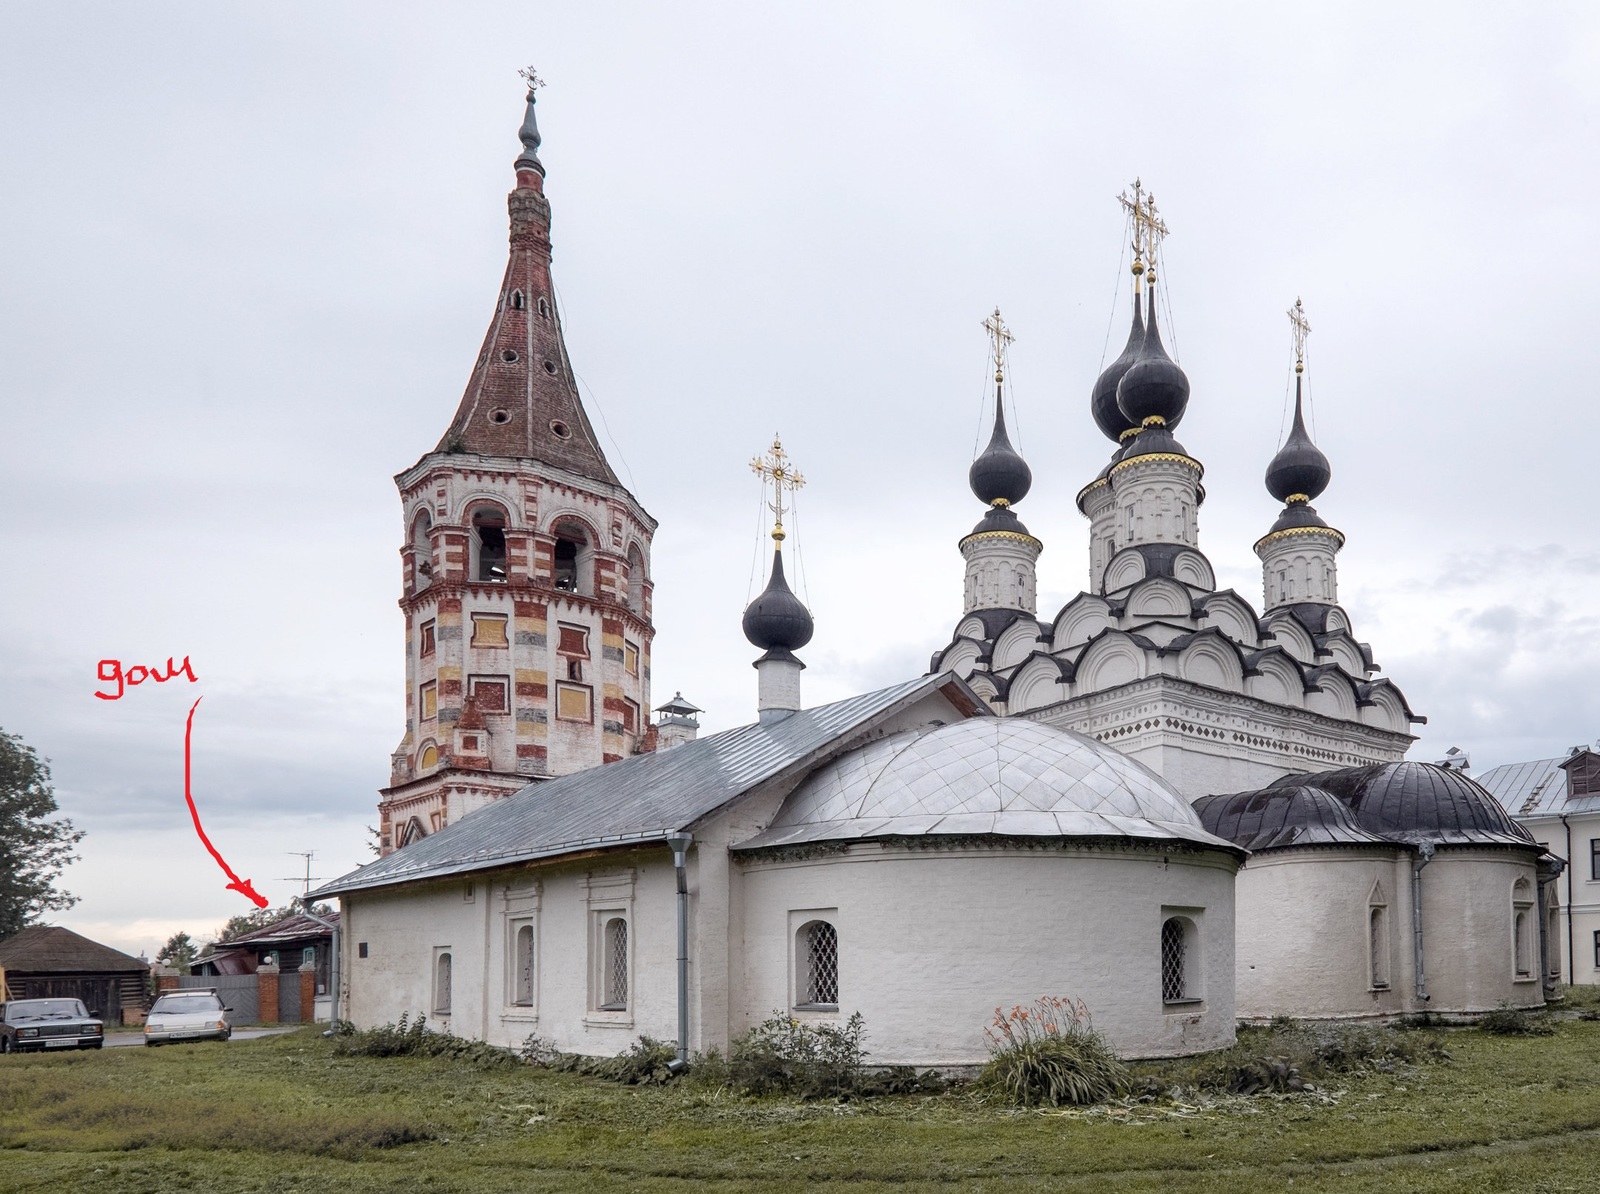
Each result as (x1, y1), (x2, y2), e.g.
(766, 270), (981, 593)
(3, 3), (1598, 957)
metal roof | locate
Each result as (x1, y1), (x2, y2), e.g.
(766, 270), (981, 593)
(1193, 786), (1393, 852)
(1273, 761), (1537, 848)
(735, 718), (1239, 854)
(311, 674), (981, 899)
(0, 926), (147, 974)
(1473, 757), (1600, 817)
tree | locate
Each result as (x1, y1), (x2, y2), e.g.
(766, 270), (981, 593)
(213, 900), (334, 944)
(155, 931), (199, 970)
(0, 729), (85, 940)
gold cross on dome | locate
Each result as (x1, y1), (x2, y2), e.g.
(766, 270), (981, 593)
(1288, 297), (1311, 374)
(518, 65), (546, 91)
(750, 435), (806, 543)
(1118, 178), (1169, 278)
(982, 308), (1014, 384)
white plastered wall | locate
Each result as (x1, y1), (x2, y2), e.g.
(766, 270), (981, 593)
(734, 843), (1239, 1063)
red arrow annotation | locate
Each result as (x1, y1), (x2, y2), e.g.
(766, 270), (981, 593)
(183, 697), (268, 908)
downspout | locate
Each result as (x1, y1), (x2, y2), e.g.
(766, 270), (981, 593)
(665, 832), (693, 1072)
(1564, 814), (1575, 987)
(1411, 842), (1435, 1005)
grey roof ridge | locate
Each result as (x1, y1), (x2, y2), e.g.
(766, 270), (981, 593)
(310, 671), (986, 900)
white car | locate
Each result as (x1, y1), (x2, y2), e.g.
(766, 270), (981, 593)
(144, 989), (233, 1046)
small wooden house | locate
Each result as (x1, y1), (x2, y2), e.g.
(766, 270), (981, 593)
(0, 926), (148, 1024)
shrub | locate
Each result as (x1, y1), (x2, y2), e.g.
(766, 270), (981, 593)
(1478, 1005), (1555, 1036)
(329, 1013), (520, 1070)
(976, 997), (1130, 1107)
(1149, 1021), (1450, 1097)
(725, 1012), (868, 1098)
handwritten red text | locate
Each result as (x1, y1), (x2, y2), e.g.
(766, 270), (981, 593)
(95, 656), (199, 701)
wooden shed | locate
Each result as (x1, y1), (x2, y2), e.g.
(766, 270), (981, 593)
(0, 926), (149, 1025)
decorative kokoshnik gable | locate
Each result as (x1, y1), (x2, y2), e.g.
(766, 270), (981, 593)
(930, 189), (1423, 800)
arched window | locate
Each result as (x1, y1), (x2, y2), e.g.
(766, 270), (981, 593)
(1369, 906), (1390, 989)
(600, 917), (628, 1009)
(551, 520), (590, 594)
(434, 952), (452, 1014)
(795, 920), (838, 1009)
(411, 510), (434, 590)
(472, 506), (508, 582)
(417, 742), (438, 771)
(1513, 876), (1535, 979)
(397, 816), (427, 848)
(510, 289), (524, 310)
(513, 925), (534, 1006)
(1160, 917), (1192, 1004)
(626, 545), (646, 615)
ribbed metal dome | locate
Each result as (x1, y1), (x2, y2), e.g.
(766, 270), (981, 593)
(1194, 785), (1392, 852)
(1274, 762), (1538, 849)
(1090, 290), (1144, 443)
(1265, 376), (1332, 504)
(741, 549), (814, 653)
(1116, 288), (1190, 430)
(735, 718), (1240, 851)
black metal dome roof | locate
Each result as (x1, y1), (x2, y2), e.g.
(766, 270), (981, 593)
(1090, 290), (1144, 443)
(962, 502), (1035, 542)
(741, 549), (814, 653)
(968, 397), (1032, 507)
(1193, 785), (1392, 852)
(1262, 500), (1331, 536)
(1273, 761), (1538, 849)
(1265, 375), (1332, 504)
(1116, 287), (1190, 431)
(1116, 420), (1192, 465)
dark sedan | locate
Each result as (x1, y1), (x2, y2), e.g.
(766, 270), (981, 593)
(0, 997), (105, 1052)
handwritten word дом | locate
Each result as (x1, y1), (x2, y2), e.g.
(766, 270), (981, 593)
(95, 657), (199, 701)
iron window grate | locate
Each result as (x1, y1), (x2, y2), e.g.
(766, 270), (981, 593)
(804, 921), (838, 1007)
(1160, 918), (1186, 1003)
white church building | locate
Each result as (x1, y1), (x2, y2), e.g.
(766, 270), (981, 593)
(314, 89), (1557, 1062)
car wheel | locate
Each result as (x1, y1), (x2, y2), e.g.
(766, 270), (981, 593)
(0, 1036), (10, 1054)
(90, 1041), (104, 1049)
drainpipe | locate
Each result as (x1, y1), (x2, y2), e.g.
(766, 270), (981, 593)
(1563, 815), (1575, 987)
(665, 832), (693, 1072)
(1411, 842), (1435, 1005)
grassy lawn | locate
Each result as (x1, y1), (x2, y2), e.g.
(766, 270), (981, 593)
(2, 1017), (1599, 1193)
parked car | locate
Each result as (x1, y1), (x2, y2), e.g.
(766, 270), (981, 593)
(144, 988), (232, 1046)
(0, 998), (105, 1053)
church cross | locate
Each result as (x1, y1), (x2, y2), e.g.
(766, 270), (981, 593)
(982, 307), (1014, 383)
(750, 434), (806, 543)
(1288, 296), (1311, 374)
(519, 65), (546, 92)
(1118, 178), (1169, 277)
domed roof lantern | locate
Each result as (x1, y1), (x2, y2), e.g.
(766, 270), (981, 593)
(969, 308), (1032, 507)
(1116, 284), (1191, 431)
(1265, 299), (1332, 505)
(513, 66), (546, 182)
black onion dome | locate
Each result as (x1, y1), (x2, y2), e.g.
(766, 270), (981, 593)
(1265, 377), (1332, 503)
(1090, 290), (1144, 442)
(1277, 762), (1537, 849)
(964, 502), (1035, 541)
(742, 549), (814, 652)
(1117, 421), (1190, 464)
(1193, 786), (1392, 852)
(1116, 288), (1191, 430)
(1264, 501), (1330, 536)
(968, 399), (1032, 506)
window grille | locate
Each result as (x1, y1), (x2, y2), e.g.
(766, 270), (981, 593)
(1591, 839), (1600, 882)
(1160, 918), (1187, 1003)
(601, 917), (628, 1009)
(514, 925), (534, 1006)
(800, 921), (838, 1007)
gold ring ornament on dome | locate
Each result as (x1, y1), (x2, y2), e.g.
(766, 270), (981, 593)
(991, 497), (1011, 508)
(1118, 426), (1141, 442)
(1140, 415), (1166, 428)
(1075, 478), (1109, 507)
(958, 529), (1043, 551)
(1108, 452), (1203, 480)
(1252, 525), (1346, 552)
(1286, 493), (1310, 505)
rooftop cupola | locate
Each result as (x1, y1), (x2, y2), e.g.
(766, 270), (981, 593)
(959, 309), (1042, 615)
(1255, 298), (1344, 609)
(742, 437), (814, 723)
(1116, 285), (1191, 437)
(1090, 285), (1145, 444)
(514, 66), (546, 185)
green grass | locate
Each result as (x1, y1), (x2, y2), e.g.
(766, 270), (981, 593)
(2, 1019), (1600, 1192)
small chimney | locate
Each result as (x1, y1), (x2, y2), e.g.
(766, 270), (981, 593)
(656, 692), (703, 750)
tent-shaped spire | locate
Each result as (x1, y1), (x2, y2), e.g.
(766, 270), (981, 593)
(432, 80), (619, 487)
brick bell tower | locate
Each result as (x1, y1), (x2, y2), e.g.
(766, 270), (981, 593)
(378, 75), (657, 854)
